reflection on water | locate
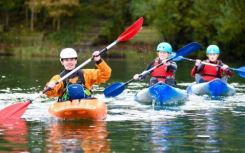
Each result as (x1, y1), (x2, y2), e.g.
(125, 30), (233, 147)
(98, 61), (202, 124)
(0, 119), (29, 152)
(45, 120), (110, 153)
(0, 119), (111, 152)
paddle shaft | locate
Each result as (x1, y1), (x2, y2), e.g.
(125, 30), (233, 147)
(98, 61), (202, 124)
(182, 57), (245, 78)
(122, 54), (189, 93)
(137, 56), (178, 79)
(182, 57), (196, 62)
(122, 56), (176, 90)
(129, 49), (196, 84)
(182, 57), (234, 69)
(112, 61), (166, 94)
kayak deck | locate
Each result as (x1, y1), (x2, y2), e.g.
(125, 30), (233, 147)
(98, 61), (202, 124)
(48, 98), (107, 120)
(187, 78), (236, 97)
(134, 81), (188, 105)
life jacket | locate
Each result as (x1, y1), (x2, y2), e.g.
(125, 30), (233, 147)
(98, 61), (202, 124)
(151, 60), (174, 82)
(200, 60), (223, 82)
(58, 69), (91, 101)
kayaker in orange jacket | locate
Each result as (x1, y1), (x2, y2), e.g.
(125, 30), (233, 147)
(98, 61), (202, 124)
(191, 45), (232, 83)
(45, 48), (111, 101)
(133, 42), (177, 87)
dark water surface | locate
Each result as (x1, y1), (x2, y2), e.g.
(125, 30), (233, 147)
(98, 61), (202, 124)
(0, 55), (245, 152)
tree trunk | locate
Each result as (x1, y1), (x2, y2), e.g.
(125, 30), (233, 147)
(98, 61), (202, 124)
(5, 8), (9, 26)
(34, 12), (37, 23)
(53, 18), (56, 29)
(31, 6), (34, 31)
(25, 6), (28, 25)
(57, 16), (60, 31)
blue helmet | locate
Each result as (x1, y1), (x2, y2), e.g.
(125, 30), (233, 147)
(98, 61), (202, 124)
(206, 45), (220, 54)
(156, 42), (172, 53)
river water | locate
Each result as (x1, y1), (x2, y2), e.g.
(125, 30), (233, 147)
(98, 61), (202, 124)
(0, 55), (245, 152)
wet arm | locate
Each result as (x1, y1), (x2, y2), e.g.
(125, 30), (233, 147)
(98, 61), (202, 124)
(168, 61), (177, 74)
(139, 61), (155, 80)
(191, 63), (204, 77)
(191, 66), (198, 77)
(220, 62), (233, 77)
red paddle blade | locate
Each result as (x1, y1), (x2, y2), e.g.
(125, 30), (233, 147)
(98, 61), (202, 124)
(117, 17), (143, 42)
(0, 101), (31, 119)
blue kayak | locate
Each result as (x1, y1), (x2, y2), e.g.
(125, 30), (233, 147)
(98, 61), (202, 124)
(187, 78), (236, 97)
(134, 81), (188, 105)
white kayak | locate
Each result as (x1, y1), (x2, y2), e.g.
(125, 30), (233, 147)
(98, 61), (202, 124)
(187, 78), (236, 97)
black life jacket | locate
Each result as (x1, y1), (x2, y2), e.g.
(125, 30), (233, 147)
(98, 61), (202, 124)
(60, 69), (85, 87)
(58, 69), (89, 101)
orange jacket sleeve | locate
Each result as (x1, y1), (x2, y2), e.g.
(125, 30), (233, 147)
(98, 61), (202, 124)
(45, 75), (65, 98)
(83, 60), (112, 90)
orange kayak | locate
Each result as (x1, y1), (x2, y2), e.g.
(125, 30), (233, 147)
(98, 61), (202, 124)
(48, 98), (107, 120)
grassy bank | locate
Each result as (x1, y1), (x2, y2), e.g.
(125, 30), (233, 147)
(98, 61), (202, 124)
(0, 22), (163, 59)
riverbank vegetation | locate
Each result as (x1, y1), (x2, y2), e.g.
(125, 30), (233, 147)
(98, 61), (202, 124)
(0, 0), (244, 60)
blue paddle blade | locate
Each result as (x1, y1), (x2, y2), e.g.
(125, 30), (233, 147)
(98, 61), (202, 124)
(168, 52), (185, 61)
(233, 66), (245, 78)
(168, 52), (176, 59)
(176, 42), (201, 57)
(173, 56), (184, 61)
(103, 82), (126, 97)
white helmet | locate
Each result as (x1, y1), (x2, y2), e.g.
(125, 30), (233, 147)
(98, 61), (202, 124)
(60, 48), (77, 61)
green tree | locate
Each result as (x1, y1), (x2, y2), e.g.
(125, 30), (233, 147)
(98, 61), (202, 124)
(130, 0), (195, 48)
(131, 0), (245, 59)
(85, 0), (133, 41)
(191, 0), (245, 59)
(43, 0), (80, 30)
(25, 0), (44, 31)
(0, 0), (16, 26)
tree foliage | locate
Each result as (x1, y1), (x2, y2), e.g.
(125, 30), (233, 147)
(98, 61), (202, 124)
(0, 0), (244, 59)
(130, 0), (245, 59)
(25, 0), (80, 30)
